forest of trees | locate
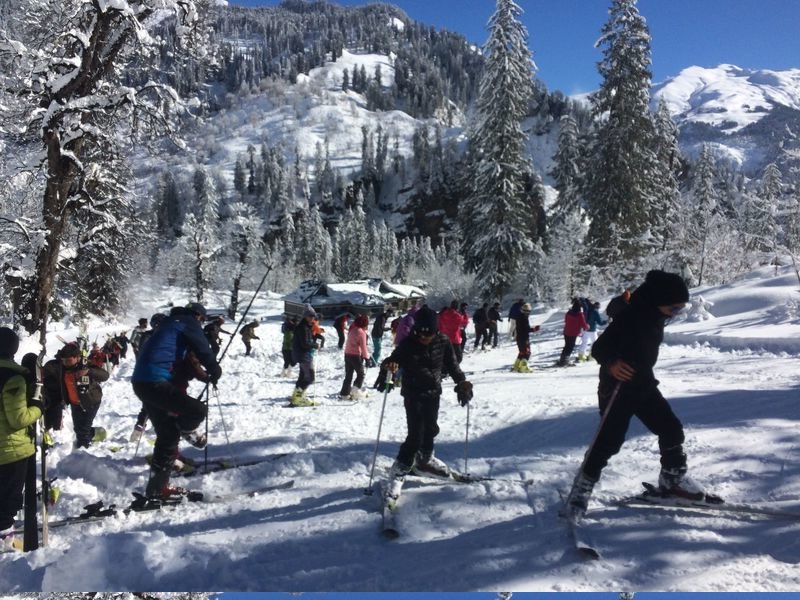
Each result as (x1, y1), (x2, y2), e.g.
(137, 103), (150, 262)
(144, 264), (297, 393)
(0, 0), (798, 337)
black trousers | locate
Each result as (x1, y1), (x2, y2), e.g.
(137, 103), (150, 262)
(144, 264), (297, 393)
(70, 402), (100, 448)
(396, 394), (441, 467)
(558, 335), (578, 365)
(339, 354), (365, 395)
(583, 382), (686, 481)
(132, 381), (207, 472)
(295, 356), (315, 390)
(0, 456), (29, 530)
(281, 349), (292, 369)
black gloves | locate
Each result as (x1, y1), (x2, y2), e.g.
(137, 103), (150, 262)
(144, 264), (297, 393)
(374, 367), (393, 392)
(28, 396), (45, 412)
(454, 380), (473, 406)
(365, 357), (376, 368)
(209, 364), (222, 385)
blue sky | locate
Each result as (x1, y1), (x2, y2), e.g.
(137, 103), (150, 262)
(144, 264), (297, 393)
(225, 0), (800, 95)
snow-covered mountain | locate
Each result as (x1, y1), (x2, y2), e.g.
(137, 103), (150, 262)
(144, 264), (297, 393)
(652, 64), (800, 175)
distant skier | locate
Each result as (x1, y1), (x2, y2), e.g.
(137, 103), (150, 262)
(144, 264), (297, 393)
(577, 301), (606, 361)
(511, 303), (540, 373)
(289, 305), (320, 407)
(565, 270), (698, 521)
(240, 320), (260, 356)
(556, 298), (589, 366)
(338, 314), (370, 401)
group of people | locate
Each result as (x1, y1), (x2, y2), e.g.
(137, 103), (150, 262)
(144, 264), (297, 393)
(1, 268), (705, 551)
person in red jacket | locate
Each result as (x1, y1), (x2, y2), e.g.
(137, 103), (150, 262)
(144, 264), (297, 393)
(437, 300), (469, 363)
(557, 298), (590, 366)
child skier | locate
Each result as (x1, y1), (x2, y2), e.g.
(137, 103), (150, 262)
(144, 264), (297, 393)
(380, 305), (473, 498)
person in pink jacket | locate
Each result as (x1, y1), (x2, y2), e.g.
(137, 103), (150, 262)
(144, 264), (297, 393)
(557, 298), (590, 366)
(437, 300), (469, 363)
(339, 314), (370, 400)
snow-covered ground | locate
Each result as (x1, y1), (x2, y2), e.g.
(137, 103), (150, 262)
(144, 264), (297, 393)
(2, 265), (800, 591)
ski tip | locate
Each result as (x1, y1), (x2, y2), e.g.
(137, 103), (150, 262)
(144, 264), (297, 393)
(577, 546), (601, 560)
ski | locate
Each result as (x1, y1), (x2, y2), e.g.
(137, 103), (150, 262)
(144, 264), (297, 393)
(379, 480), (402, 539)
(557, 489), (601, 560)
(614, 482), (800, 521)
(125, 479), (296, 513)
(408, 467), (494, 484)
(12, 480), (295, 532)
(146, 452), (292, 477)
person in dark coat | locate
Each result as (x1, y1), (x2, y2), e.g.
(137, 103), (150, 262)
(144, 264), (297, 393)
(380, 305), (473, 499)
(511, 303), (540, 372)
(240, 320), (260, 356)
(565, 270), (696, 522)
(605, 289), (632, 321)
(280, 316), (297, 377)
(42, 342), (110, 448)
(131, 302), (221, 500)
(203, 316), (231, 357)
(333, 313), (351, 349)
(130, 318), (149, 358)
(507, 298), (524, 339)
(370, 307), (393, 365)
(487, 302), (503, 348)
(290, 304), (319, 406)
(472, 303), (490, 350)
(129, 313), (166, 442)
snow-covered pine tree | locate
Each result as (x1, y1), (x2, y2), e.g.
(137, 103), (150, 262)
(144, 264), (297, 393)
(220, 201), (266, 318)
(0, 0), (213, 335)
(685, 144), (722, 285)
(460, 0), (538, 301)
(649, 98), (684, 265)
(549, 112), (584, 226)
(296, 205), (332, 281)
(582, 0), (662, 279)
(181, 167), (222, 302)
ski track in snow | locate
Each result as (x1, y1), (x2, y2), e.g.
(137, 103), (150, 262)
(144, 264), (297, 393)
(2, 266), (800, 591)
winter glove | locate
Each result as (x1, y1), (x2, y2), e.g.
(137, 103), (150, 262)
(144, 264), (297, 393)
(209, 364), (222, 385)
(27, 396), (45, 412)
(533, 325), (541, 332)
(365, 357), (376, 368)
(374, 367), (391, 392)
(454, 380), (473, 406)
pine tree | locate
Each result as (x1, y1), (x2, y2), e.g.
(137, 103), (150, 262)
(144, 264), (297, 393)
(686, 145), (721, 285)
(460, 0), (537, 300)
(549, 112), (584, 227)
(583, 0), (661, 278)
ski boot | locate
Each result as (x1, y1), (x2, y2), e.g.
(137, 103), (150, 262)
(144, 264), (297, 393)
(290, 387), (316, 407)
(91, 427), (107, 443)
(563, 471), (597, 522)
(180, 428), (207, 449)
(413, 452), (451, 478)
(0, 528), (22, 553)
(386, 459), (413, 501)
(658, 467), (705, 500)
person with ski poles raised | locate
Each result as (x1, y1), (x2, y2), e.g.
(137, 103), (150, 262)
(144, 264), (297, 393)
(0, 328), (44, 552)
(379, 305), (473, 498)
(131, 302), (221, 500)
(564, 270), (696, 521)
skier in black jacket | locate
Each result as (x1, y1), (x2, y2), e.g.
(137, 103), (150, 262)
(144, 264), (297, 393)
(565, 270), (695, 521)
(380, 305), (473, 497)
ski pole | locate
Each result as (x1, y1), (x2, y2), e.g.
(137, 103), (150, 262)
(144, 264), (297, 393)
(574, 381), (623, 479)
(364, 377), (393, 496)
(200, 264), (272, 467)
(463, 400), (471, 475)
(213, 386), (231, 446)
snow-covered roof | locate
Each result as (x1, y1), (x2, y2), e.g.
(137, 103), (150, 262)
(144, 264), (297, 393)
(283, 278), (425, 310)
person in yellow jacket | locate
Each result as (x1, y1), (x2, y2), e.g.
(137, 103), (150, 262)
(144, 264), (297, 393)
(0, 327), (43, 551)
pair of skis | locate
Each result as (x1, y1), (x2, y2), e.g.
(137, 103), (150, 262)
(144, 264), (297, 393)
(14, 479), (295, 533)
(380, 468), (494, 539)
(562, 482), (800, 560)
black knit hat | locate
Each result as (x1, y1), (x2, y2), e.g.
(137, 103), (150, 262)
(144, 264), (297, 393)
(413, 305), (439, 336)
(0, 327), (19, 358)
(635, 270), (689, 307)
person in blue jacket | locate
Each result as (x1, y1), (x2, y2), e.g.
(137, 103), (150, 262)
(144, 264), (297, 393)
(132, 302), (221, 500)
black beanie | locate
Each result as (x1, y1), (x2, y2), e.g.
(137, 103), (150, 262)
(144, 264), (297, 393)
(0, 327), (19, 358)
(413, 305), (439, 335)
(635, 270), (689, 307)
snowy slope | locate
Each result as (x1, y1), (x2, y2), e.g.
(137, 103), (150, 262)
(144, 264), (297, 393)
(1, 265), (800, 591)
